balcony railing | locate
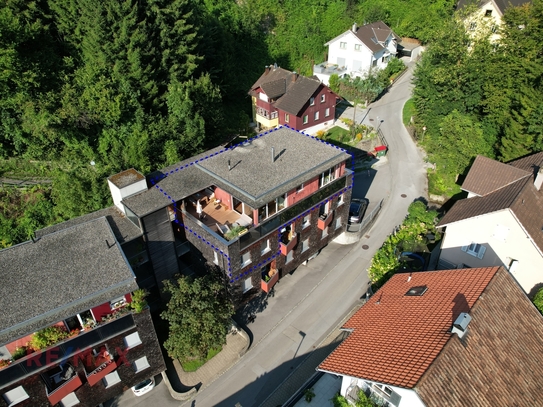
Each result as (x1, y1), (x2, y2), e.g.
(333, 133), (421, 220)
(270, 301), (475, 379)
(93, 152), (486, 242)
(0, 313), (135, 389)
(46, 372), (83, 405)
(261, 269), (279, 293)
(280, 233), (298, 256)
(318, 212), (333, 230)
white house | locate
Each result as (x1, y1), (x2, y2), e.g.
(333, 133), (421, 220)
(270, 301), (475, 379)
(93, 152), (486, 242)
(437, 153), (543, 297)
(313, 21), (400, 85)
(318, 266), (543, 406)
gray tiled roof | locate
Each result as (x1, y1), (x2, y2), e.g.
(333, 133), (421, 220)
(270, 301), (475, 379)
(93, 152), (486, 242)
(273, 75), (322, 116)
(461, 155), (530, 196)
(196, 127), (351, 206)
(35, 206), (142, 244)
(456, 0), (531, 14)
(0, 217), (138, 345)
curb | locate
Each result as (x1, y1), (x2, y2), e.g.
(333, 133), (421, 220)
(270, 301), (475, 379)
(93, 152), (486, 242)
(231, 319), (250, 357)
(161, 371), (197, 401)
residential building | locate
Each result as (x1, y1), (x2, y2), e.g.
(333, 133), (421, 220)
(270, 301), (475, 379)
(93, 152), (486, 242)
(457, 0), (532, 42)
(249, 65), (339, 133)
(318, 266), (543, 406)
(437, 153), (543, 296)
(0, 217), (165, 407)
(313, 22), (400, 86)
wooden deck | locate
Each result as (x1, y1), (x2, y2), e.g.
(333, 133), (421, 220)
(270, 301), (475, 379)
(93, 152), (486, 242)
(185, 200), (250, 232)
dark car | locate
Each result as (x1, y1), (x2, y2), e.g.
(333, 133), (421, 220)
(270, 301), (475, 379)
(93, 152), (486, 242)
(348, 198), (368, 224)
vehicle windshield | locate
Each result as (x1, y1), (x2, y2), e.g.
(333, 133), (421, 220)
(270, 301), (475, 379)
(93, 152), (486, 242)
(134, 379), (152, 390)
(349, 203), (360, 215)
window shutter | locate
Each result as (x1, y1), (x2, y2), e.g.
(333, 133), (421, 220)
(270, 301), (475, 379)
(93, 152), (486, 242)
(461, 245), (468, 252)
(477, 245), (486, 259)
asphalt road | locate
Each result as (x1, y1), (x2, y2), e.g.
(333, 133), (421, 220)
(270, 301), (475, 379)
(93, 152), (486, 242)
(111, 60), (427, 407)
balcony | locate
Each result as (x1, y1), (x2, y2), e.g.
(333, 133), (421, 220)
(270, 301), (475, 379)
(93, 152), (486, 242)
(280, 231), (298, 256)
(0, 313), (136, 389)
(318, 212), (334, 230)
(261, 268), (279, 293)
(43, 364), (83, 405)
(84, 351), (117, 386)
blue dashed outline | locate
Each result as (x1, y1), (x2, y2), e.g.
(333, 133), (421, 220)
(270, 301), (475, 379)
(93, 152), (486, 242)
(151, 125), (355, 284)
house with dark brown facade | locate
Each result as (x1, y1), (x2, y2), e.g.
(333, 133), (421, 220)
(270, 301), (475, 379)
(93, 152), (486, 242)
(0, 218), (165, 407)
(318, 266), (543, 406)
(437, 153), (543, 296)
(249, 66), (340, 133)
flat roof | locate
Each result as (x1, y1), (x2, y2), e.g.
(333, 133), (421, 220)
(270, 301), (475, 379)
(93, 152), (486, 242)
(108, 168), (145, 189)
(0, 217), (138, 345)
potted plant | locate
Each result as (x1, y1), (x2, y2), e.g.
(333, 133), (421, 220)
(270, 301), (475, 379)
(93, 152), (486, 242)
(304, 387), (315, 402)
(224, 225), (248, 241)
(129, 289), (149, 313)
(0, 359), (12, 370)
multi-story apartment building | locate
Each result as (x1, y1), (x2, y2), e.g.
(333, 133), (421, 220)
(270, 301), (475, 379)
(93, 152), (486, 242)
(0, 217), (165, 407)
(111, 126), (354, 303)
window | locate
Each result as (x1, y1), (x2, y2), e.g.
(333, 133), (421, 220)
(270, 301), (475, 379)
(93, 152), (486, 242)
(381, 56), (385, 63)
(241, 252), (251, 267)
(285, 113), (289, 123)
(320, 94), (325, 103)
(325, 108), (330, 117)
(296, 183), (304, 193)
(258, 194), (287, 220)
(261, 239), (271, 255)
(354, 44), (361, 51)
(319, 166), (337, 187)
(133, 356), (150, 373)
(286, 251), (294, 263)
(60, 392), (80, 407)
(340, 42), (347, 49)
(384, 40), (389, 47)
(314, 111), (319, 121)
(303, 115), (308, 124)
(322, 227), (329, 239)
(303, 214), (311, 229)
(213, 251), (219, 265)
(103, 371), (121, 388)
(271, 111), (278, 119)
(3, 387), (29, 406)
(242, 277), (253, 292)
(309, 97), (315, 106)
(373, 383), (393, 397)
(372, 59), (377, 67)
(461, 243), (486, 259)
(124, 332), (142, 349)
(110, 296), (126, 310)
(302, 238), (309, 253)
(335, 217), (342, 229)
(485, 9), (492, 17)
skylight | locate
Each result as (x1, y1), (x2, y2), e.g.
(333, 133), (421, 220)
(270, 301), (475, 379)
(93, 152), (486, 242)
(405, 285), (428, 296)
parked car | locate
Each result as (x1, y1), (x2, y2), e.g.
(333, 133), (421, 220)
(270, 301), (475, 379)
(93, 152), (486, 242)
(131, 377), (155, 396)
(348, 198), (368, 224)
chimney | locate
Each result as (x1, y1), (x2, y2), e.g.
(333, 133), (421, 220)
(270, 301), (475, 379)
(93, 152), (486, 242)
(292, 71), (298, 82)
(264, 65), (270, 75)
(273, 62), (278, 70)
(352, 22), (357, 32)
(535, 168), (543, 190)
(271, 147), (275, 162)
(451, 312), (472, 338)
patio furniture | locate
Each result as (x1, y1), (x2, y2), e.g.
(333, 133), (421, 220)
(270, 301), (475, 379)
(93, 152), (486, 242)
(216, 222), (231, 236)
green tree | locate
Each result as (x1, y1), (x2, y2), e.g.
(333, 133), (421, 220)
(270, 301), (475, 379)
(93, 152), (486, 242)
(161, 268), (234, 361)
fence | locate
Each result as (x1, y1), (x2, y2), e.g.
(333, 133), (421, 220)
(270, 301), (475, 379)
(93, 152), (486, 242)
(347, 198), (384, 234)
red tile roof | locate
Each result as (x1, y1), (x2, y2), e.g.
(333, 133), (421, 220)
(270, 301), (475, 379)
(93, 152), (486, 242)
(318, 267), (500, 388)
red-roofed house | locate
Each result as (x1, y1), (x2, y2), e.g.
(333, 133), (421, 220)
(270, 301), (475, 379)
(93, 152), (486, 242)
(318, 266), (543, 406)
(437, 153), (543, 296)
(248, 65), (340, 133)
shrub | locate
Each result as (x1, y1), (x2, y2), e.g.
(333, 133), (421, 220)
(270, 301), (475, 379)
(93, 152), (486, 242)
(533, 287), (543, 314)
(0, 359), (11, 369)
(129, 289), (149, 313)
(304, 387), (315, 402)
(12, 346), (28, 360)
(316, 129), (327, 139)
(29, 326), (69, 350)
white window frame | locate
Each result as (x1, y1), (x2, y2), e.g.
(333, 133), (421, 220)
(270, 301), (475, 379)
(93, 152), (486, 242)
(261, 239), (271, 255)
(320, 94), (325, 103)
(325, 108), (330, 117)
(302, 238), (309, 253)
(103, 371), (121, 388)
(285, 113), (289, 123)
(303, 115), (308, 124)
(303, 214), (311, 229)
(3, 387), (29, 406)
(322, 227), (329, 239)
(338, 194), (344, 205)
(340, 42), (347, 49)
(320, 166), (337, 187)
(461, 243), (486, 259)
(296, 183), (304, 193)
(335, 217), (342, 229)
(286, 251), (294, 263)
(241, 252), (252, 267)
(124, 332), (142, 349)
(242, 277), (253, 292)
(314, 111), (319, 121)
(354, 44), (361, 51)
(309, 97), (315, 106)
(133, 356), (150, 373)
(213, 251), (219, 265)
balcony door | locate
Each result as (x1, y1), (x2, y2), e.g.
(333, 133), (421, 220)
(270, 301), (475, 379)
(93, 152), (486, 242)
(233, 196), (251, 216)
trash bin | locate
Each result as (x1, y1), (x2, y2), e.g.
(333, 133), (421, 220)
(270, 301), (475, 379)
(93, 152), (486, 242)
(375, 145), (387, 157)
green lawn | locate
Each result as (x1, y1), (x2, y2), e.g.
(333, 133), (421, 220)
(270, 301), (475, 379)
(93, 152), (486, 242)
(403, 98), (416, 127)
(326, 126), (350, 143)
(181, 347), (222, 372)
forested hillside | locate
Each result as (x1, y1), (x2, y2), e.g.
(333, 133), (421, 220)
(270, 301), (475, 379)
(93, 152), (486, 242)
(412, 1), (543, 196)
(0, 0), (458, 246)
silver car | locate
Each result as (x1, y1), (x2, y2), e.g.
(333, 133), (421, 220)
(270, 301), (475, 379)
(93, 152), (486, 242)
(131, 377), (155, 396)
